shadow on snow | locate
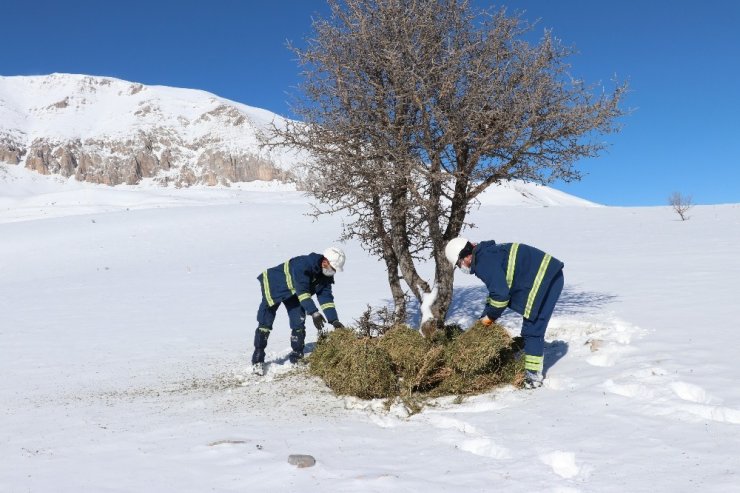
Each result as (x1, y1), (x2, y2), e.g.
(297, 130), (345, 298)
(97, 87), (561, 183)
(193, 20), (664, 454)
(403, 284), (617, 326)
(397, 283), (619, 375)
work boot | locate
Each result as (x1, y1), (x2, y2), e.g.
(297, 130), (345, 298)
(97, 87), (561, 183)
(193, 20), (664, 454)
(252, 362), (265, 376)
(289, 351), (305, 364)
(524, 369), (544, 389)
(251, 347), (265, 365)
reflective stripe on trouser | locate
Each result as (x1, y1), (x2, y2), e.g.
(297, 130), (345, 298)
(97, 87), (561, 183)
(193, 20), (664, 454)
(253, 296), (279, 363)
(520, 270), (564, 361)
(286, 295), (307, 355)
(524, 354), (544, 372)
(252, 325), (272, 364)
(252, 293), (306, 364)
(291, 327), (306, 354)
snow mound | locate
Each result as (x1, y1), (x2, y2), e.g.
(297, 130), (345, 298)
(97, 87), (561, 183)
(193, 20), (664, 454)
(476, 179), (600, 207)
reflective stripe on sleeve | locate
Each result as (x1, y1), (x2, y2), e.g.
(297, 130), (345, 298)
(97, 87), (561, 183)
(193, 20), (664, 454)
(298, 293), (312, 302)
(320, 302), (335, 310)
(506, 243), (519, 288)
(487, 297), (509, 308)
(262, 271), (274, 306)
(524, 254), (552, 319)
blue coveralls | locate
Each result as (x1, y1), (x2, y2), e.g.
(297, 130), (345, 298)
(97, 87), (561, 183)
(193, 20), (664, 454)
(251, 253), (339, 364)
(471, 241), (564, 373)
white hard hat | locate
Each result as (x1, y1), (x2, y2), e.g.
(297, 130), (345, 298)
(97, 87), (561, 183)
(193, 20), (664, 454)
(323, 246), (346, 272)
(445, 237), (469, 266)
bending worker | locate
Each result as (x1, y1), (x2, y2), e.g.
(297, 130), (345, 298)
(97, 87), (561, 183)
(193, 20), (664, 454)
(251, 247), (346, 375)
(445, 238), (564, 388)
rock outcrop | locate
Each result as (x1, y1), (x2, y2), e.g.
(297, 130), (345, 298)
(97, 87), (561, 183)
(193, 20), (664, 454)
(0, 74), (298, 187)
(12, 133), (289, 187)
(0, 137), (24, 164)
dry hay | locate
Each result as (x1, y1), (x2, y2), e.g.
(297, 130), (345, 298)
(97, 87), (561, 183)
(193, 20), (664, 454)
(445, 321), (515, 375)
(376, 326), (430, 380)
(309, 327), (356, 377)
(309, 322), (525, 410)
(309, 328), (396, 399)
(377, 326), (447, 392)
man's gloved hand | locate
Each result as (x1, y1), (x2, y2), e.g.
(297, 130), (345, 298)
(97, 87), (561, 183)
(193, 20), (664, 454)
(311, 312), (327, 330)
(479, 316), (494, 327)
(330, 320), (344, 329)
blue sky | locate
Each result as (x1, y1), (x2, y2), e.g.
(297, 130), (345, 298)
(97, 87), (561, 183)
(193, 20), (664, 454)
(3, 0), (739, 206)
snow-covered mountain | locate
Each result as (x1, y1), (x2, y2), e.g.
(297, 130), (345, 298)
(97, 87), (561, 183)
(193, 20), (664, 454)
(0, 73), (295, 187)
(477, 179), (598, 207)
(0, 73), (598, 207)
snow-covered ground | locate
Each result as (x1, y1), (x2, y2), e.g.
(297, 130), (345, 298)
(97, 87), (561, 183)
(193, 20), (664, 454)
(2, 163), (739, 492)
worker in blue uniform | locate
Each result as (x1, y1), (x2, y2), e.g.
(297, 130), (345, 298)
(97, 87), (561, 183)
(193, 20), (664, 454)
(445, 238), (564, 388)
(251, 246), (346, 375)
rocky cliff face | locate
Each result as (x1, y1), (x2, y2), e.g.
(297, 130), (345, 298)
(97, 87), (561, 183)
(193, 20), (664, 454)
(0, 74), (296, 187)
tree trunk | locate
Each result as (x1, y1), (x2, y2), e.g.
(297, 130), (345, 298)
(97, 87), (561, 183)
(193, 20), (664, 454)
(389, 185), (430, 301)
(432, 263), (455, 329)
(384, 257), (407, 322)
(371, 194), (407, 320)
(432, 174), (469, 325)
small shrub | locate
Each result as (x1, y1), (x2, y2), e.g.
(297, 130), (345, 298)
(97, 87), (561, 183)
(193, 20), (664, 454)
(354, 304), (401, 338)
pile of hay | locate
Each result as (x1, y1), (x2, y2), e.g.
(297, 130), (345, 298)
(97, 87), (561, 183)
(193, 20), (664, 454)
(308, 322), (525, 409)
(310, 328), (397, 399)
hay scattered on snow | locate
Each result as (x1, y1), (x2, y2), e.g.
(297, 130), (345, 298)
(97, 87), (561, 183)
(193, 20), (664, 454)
(309, 321), (525, 411)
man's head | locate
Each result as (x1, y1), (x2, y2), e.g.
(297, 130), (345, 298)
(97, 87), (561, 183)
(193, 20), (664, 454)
(322, 246), (346, 275)
(445, 237), (474, 272)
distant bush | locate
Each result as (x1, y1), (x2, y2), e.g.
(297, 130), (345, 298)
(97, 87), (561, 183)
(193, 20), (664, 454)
(669, 191), (693, 220)
(309, 322), (525, 413)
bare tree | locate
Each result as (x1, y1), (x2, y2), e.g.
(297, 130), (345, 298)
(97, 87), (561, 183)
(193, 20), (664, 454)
(265, 0), (627, 330)
(669, 192), (693, 220)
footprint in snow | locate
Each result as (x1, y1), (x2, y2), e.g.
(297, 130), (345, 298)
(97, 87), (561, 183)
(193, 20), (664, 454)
(539, 450), (584, 479)
(545, 316), (644, 368)
(670, 381), (715, 404)
(671, 382), (740, 424)
(423, 414), (511, 459)
(603, 372), (740, 425)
